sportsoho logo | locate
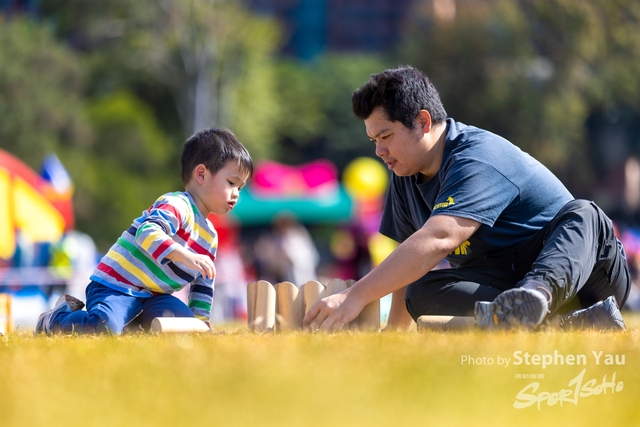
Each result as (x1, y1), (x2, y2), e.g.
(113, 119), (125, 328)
(461, 350), (626, 410)
(511, 350), (625, 410)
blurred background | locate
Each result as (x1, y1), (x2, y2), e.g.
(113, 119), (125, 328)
(2, 0), (640, 329)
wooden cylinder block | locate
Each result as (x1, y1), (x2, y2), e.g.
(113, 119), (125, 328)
(275, 281), (305, 331)
(150, 317), (210, 333)
(416, 315), (475, 331)
(247, 280), (276, 332)
(303, 280), (326, 315)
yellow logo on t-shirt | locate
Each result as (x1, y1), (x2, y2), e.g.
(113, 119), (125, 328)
(434, 196), (455, 210)
(453, 240), (470, 256)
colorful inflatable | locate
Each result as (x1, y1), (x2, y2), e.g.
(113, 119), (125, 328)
(251, 159), (340, 198)
(231, 159), (353, 224)
(0, 149), (74, 260)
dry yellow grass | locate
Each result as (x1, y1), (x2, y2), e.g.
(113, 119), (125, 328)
(1, 314), (639, 427)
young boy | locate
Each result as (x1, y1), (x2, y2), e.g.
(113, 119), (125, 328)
(36, 127), (253, 334)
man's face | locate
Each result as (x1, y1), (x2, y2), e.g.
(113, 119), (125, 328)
(364, 107), (426, 177)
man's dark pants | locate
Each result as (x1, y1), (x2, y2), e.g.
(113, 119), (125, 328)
(404, 200), (631, 320)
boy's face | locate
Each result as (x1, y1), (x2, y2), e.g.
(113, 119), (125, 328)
(192, 161), (248, 216)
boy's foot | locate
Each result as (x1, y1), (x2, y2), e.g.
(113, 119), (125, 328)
(35, 295), (85, 334)
(559, 296), (626, 331)
(475, 288), (548, 329)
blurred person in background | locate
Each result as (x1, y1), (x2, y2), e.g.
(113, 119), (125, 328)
(254, 214), (319, 286)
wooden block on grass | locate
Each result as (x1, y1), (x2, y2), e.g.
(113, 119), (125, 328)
(247, 280), (276, 332)
(150, 317), (210, 333)
(358, 299), (381, 331)
(326, 278), (350, 330)
(326, 278), (348, 296)
(416, 315), (475, 331)
(275, 281), (305, 331)
(303, 280), (326, 315)
(343, 280), (380, 331)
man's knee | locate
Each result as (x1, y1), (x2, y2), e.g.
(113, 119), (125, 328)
(564, 199), (591, 210)
(556, 199), (597, 220)
(560, 199), (608, 223)
(551, 199), (613, 244)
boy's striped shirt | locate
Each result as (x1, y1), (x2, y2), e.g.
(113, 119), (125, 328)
(90, 191), (217, 322)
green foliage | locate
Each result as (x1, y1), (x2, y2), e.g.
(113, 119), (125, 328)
(272, 54), (391, 169)
(37, 1), (284, 247)
(42, 0), (284, 160)
(0, 16), (90, 168)
(225, 9), (283, 161)
(16, 0), (640, 246)
(75, 92), (177, 251)
(120, 0), (283, 160)
(399, 0), (640, 197)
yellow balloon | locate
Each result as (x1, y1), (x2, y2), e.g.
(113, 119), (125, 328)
(368, 233), (397, 267)
(343, 157), (389, 200)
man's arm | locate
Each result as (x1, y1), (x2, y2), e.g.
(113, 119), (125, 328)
(303, 214), (481, 331)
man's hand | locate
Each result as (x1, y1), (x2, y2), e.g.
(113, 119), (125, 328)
(302, 290), (364, 332)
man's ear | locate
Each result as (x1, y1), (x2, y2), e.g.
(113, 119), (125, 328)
(417, 110), (433, 133)
(193, 164), (207, 184)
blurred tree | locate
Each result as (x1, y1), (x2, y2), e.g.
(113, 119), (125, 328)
(0, 16), (91, 168)
(36, 1), (284, 248)
(42, 0), (282, 161)
(272, 54), (391, 170)
(125, 0), (283, 160)
(38, 1), (393, 170)
(399, 0), (640, 201)
(75, 91), (177, 250)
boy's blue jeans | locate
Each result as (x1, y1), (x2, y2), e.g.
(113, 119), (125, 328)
(51, 281), (194, 334)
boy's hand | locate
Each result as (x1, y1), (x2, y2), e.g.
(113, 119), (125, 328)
(181, 253), (216, 280)
(166, 246), (215, 280)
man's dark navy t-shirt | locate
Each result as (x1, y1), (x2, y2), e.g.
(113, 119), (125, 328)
(379, 119), (574, 268)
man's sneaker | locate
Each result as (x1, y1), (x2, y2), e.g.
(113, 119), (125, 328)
(475, 288), (549, 329)
(35, 295), (85, 334)
(559, 296), (626, 331)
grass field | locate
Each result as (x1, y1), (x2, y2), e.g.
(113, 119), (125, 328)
(1, 315), (639, 427)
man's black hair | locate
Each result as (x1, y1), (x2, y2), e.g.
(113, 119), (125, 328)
(352, 65), (447, 128)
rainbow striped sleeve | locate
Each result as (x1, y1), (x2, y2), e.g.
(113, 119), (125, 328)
(188, 278), (214, 322)
(135, 194), (186, 261)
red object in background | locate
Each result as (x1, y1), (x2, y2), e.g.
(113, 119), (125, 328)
(251, 159), (339, 198)
(0, 149), (74, 229)
(207, 213), (240, 251)
(0, 149), (75, 260)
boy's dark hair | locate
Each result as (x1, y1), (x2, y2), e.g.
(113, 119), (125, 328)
(351, 65), (447, 129)
(180, 127), (253, 185)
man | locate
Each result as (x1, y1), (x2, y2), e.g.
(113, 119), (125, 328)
(303, 65), (630, 332)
